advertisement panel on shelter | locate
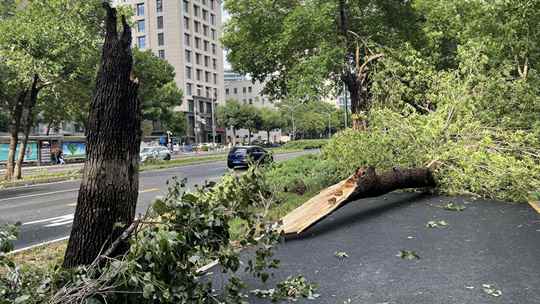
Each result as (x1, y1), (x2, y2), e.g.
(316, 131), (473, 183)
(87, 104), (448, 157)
(0, 142), (39, 162)
(62, 142), (86, 158)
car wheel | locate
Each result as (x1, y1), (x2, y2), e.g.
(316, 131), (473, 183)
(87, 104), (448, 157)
(227, 161), (235, 169)
(164, 154), (171, 161)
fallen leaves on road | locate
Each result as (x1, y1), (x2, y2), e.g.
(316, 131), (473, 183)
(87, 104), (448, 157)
(334, 251), (349, 259)
(426, 220), (449, 228)
(443, 202), (466, 211)
(397, 250), (420, 260)
(482, 284), (502, 297)
(251, 275), (320, 302)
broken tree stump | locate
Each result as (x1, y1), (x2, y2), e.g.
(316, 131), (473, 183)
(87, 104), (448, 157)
(280, 167), (435, 236)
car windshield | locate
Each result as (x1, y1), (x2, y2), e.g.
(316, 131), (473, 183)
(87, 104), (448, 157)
(233, 148), (247, 155)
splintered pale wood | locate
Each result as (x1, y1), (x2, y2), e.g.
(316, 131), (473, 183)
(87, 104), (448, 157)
(279, 167), (435, 236)
(528, 200), (540, 214)
(280, 174), (358, 236)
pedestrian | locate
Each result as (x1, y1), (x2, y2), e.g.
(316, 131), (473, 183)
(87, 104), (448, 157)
(57, 150), (65, 165)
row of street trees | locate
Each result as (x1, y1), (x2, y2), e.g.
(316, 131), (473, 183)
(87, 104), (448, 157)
(217, 99), (346, 144)
(0, 0), (184, 181)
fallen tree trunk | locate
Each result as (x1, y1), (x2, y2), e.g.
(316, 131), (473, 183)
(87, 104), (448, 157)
(280, 167), (435, 236)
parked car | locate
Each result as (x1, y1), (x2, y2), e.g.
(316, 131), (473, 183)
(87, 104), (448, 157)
(227, 146), (273, 169)
(140, 146), (171, 162)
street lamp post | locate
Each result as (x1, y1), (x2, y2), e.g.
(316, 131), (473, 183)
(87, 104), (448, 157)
(211, 98), (216, 146)
(326, 112), (332, 139)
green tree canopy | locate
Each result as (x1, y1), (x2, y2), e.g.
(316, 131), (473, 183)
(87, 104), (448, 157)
(223, 0), (422, 127)
(133, 49), (183, 125)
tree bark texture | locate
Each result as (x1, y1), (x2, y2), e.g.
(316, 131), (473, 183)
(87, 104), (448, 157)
(63, 3), (141, 268)
(4, 90), (27, 180)
(15, 75), (40, 180)
(348, 167), (435, 201)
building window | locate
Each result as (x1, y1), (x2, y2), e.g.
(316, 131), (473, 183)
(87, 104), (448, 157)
(210, 14), (216, 25)
(249, 98), (253, 105)
(137, 36), (146, 48)
(202, 0), (207, 6)
(137, 20), (145, 33)
(199, 101), (205, 113)
(248, 86), (252, 93)
(186, 66), (192, 79)
(202, 10), (208, 22)
(204, 40), (209, 51)
(203, 25), (208, 37)
(205, 71), (210, 83)
(211, 29), (216, 40)
(156, 0), (163, 13)
(206, 102), (212, 114)
(212, 58), (217, 70)
(214, 88), (218, 98)
(136, 3), (144, 16)
(194, 5), (199, 17)
(212, 43), (216, 55)
(184, 17), (189, 30)
(243, 87), (246, 94)
(158, 50), (165, 59)
(233, 88), (238, 94)
(206, 87), (211, 98)
(158, 33), (164, 46)
(185, 50), (191, 63)
(157, 16), (163, 29)
(225, 88), (229, 95)
(188, 99), (194, 112)
(183, 0), (189, 14)
(186, 83), (192, 96)
(210, 0), (215, 10)
(184, 33), (190, 46)
(213, 73), (217, 84)
(196, 69), (201, 81)
(196, 85), (202, 96)
(194, 21), (200, 33)
(204, 56), (209, 67)
(195, 37), (201, 49)
(195, 53), (201, 64)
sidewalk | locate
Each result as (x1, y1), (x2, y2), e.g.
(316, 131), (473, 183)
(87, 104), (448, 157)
(0, 150), (229, 176)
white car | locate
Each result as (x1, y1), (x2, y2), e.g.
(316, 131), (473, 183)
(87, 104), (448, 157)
(140, 146), (171, 162)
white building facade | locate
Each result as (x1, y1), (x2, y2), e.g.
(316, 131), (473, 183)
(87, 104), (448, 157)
(113, 0), (225, 143)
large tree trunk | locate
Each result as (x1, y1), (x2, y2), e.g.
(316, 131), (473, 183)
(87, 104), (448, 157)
(281, 166), (435, 235)
(4, 90), (27, 180)
(63, 3), (141, 268)
(15, 75), (40, 180)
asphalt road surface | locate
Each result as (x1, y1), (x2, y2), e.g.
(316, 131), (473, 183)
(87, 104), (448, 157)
(212, 192), (540, 304)
(0, 151), (312, 250)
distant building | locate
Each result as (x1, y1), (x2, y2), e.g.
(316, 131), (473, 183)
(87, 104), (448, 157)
(113, 0), (225, 144)
(223, 71), (281, 144)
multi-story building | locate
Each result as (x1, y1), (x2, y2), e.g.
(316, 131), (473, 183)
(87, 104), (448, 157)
(223, 71), (281, 144)
(113, 0), (225, 144)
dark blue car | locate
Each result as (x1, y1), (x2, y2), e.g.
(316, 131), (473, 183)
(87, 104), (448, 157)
(227, 146), (273, 169)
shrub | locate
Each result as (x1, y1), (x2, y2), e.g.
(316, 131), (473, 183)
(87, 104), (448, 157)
(282, 139), (329, 150)
(264, 154), (343, 195)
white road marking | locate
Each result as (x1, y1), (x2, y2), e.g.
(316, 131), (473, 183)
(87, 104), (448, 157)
(8, 236), (69, 255)
(0, 188), (79, 202)
(23, 214), (74, 226)
(22, 188), (160, 227)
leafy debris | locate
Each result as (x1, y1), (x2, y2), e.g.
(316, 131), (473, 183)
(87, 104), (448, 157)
(443, 202), (466, 211)
(251, 275), (319, 302)
(426, 220), (449, 228)
(397, 250), (420, 260)
(334, 251), (349, 259)
(482, 284), (502, 297)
